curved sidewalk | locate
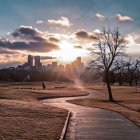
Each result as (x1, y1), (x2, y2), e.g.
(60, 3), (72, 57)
(42, 90), (140, 140)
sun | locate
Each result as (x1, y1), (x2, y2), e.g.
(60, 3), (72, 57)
(48, 40), (87, 63)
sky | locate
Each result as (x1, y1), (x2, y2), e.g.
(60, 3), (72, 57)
(0, 0), (140, 68)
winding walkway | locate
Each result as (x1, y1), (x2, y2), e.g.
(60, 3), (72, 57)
(42, 90), (140, 140)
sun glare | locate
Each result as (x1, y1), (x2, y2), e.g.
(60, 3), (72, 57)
(48, 40), (88, 63)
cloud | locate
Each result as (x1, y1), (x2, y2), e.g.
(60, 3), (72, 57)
(12, 25), (45, 41)
(41, 56), (56, 60)
(0, 48), (18, 54)
(74, 30), (97, 42)
(115, 14), (133, 22)
(48, 37), (59, 43)
(74, 45), (83, 49)
(36, 20), (44, 24)
(0, 54), (25, 68)
(134, 36), (140, 44)
(0, 26), (60, 53)
(48, 16), (72, 27)
(0, 61), (21, 68)
(126, 32), (140, 44)
(129, 33), (140, 44)
(95, 13), (107, 21)
(0, 39), (59, 52)
(93, 29), (101, 34)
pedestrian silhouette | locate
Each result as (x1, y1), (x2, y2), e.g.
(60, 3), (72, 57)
(42, 82), (46, 90)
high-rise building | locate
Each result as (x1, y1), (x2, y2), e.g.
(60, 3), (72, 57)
(77, 57), (81, 63)
(28, 55), (33, 66)
(72, 57), (84, 74)
(58, 64), (64, 71)
(51, 62), (58, 71)
(35, 56), (42, 70)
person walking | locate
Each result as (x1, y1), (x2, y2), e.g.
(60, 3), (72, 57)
(42, 81), (46, 90)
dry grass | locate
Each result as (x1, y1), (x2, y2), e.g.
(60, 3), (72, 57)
(0, 82), (87, 140)
(68, 84), (140, 127)
(0, 99), (67, 140)
(0, 82), (88, 101)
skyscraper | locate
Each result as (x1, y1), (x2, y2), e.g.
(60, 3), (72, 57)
(28, 55), (33, 66)
(77, 57), (81, 63)
(51, 62), (58, 71)
(35, 56), (42, 70)
(72, 57), (84, 75)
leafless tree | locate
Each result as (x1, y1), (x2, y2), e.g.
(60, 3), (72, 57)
(89, 28), (126, 101)
(125, 56), (140, 86)
(113, 56), (127, 85)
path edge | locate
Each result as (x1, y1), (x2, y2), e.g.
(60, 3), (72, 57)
(59, 111), (71, 140)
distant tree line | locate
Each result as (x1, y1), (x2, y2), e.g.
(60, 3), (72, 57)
(113, 56), (140, 86)
(82, 56), (140, 86)
(0, 69), (70, 82)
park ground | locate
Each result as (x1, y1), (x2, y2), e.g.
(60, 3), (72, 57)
(69, 83), (140, 127)
(0, 82), (140, 140)
(0, 82), (88, 140)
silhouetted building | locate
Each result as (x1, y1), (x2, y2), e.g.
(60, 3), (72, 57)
(51, 62), (58, 71)
(35, 56), (42, 70)
(77, 57), (81, 63)
(28, 55), (33, 66)
(65, 64), (71, 73)
(59, 64), (64, 71)
(46, 64), (52, 71)
(72, 57), (84, 73)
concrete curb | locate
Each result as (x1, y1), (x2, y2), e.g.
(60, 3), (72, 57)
(59, 111), (71, 140)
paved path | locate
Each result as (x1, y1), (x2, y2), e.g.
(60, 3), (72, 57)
(42, 90), (140, 140)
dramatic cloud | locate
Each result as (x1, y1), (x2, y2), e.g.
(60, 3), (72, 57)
(0, 26), (60, 53)
(74, 45), (83, 49)
(0, 39), (59, 52)
(74, 30), (97, 42)
(95, 13), (107, 21)
(115, 14), (133, 22)
(48, 16), (72, 27)
(12, 25), (45, 41)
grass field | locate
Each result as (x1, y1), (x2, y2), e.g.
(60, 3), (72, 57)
(1, 81), (139, 139)
(68, 84), (140, 127)
(0, 81), (88, 140)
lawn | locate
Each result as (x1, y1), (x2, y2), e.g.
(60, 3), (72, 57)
(68, 84), (140, 127)
(0, 81), (88, 140)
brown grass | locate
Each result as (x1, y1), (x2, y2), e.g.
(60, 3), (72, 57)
(0, 82), (87, 140)
(68, 84), (140, 127)
(0, 82), (88, 101)
(0, 99), (67, 140)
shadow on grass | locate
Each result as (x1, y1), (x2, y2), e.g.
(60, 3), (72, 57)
(0, 97), (9, 99)
(115, 101), (140, 113)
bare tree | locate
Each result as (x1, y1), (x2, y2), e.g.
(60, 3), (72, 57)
(125, 56), (140, 86)
(89, 28), (126, 101)
(113, 56), (127, 86)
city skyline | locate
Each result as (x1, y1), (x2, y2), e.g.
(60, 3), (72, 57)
(18, 55), (84, 72)
(0, 0), (140, 68)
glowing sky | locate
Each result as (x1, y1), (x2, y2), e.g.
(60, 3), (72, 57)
(0, 0), (140, 68)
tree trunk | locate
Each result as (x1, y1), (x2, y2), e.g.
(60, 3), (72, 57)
(105, 71), (114, 101)
(129, 73), (133, 86)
